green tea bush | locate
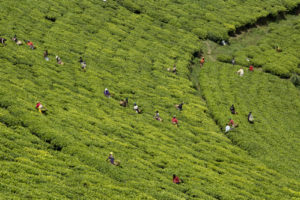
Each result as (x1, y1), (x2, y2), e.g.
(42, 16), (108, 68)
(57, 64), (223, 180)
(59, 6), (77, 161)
(217, 54), (232, 63)
(0, 0), (300, 199)
(291, 74), (300, 86)
(198, 62), (300, 180)
(217, 14), (300, 77)
(264, 63), (291, 78)
(117, 0), (300, 40)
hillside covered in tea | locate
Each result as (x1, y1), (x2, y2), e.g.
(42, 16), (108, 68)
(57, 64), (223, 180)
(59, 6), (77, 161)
(0, 0), (300, 199)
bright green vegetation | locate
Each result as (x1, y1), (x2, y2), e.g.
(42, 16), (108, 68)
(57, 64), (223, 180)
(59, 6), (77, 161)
(198, 62), (300, 181)
(119, 0), (300, 41)
(1, 0), (300, 199)
(215, 14), (300, 78)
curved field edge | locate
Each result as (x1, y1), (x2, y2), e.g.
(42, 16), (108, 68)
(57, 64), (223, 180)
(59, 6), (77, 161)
(213, 14), (300, 79)
(0, 0), (300, 199)
(195, 13), (300, 181)
(117, 0), (300, 42)
(197, 61), (300, 180)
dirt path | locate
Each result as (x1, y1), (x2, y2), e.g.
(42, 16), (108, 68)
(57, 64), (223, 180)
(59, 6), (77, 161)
(203, 40), (216, 62)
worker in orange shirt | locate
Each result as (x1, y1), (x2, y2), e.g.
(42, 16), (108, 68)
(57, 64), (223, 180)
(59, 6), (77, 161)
(27, 40), (35, 49)
(200, 57), (205, 67)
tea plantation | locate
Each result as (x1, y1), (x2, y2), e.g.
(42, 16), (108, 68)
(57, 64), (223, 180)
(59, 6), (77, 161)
(215, 14), (300, 79)
(1, 0), (300, 199)
(198, 61), (300, 179)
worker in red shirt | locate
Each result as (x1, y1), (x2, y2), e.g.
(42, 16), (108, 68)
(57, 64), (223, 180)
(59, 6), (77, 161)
(35, 102), (47, 114)
(200, 57), (205, 67)
(249, 65), (254, 72)
(228, 118), (238, 128)
(172, 116), (178, 125)
(36, 102), (41, 108)
(36, 102), (43, 113)
(173, 174), (182, 184)
(27, 40), (35, 49)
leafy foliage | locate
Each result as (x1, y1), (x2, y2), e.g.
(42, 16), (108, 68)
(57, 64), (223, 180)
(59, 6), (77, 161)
(117, 0), (300, 41)
(0, 0), (300, 199)
(198, 62), (300, 180)
(216, 15), (300, 78)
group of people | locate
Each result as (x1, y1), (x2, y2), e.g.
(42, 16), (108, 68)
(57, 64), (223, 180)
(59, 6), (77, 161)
(236, 65), (254, 76)
(232, 57), (254, 77)
(102, 88), (184, 124)
(1, 35), (36, 49)
(106, 152), (183, 184)
(167, 56), (205, 75)
(226, 56), (255, 132)
(36, 85), (183, 126)
(3, 32), (252, 185)
(119, 94), (182, 124)
(1, 35), (89, 70)
(153, 104), (183, 124)
(43, 50), (65, 65)
(225, 104), (254, 133)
